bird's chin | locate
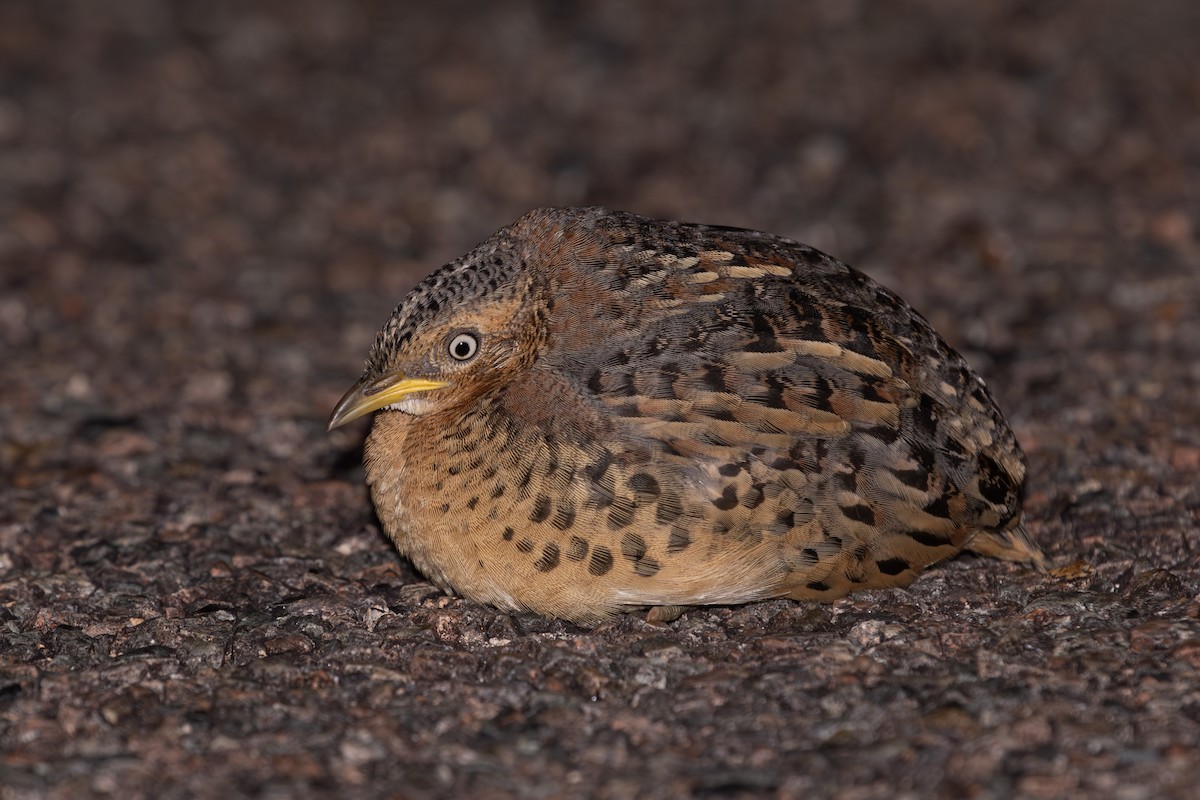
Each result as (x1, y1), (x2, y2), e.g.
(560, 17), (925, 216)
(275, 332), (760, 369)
(385, 396), (440, 416)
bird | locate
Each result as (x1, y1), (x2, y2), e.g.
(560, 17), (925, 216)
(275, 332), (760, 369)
(328, 207), (1044, 627)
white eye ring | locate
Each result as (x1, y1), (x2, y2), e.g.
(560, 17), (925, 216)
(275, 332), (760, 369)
(447, 332), (479, 361)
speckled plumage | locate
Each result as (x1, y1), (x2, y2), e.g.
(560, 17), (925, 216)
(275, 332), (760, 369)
(330, 207), (1043, 626)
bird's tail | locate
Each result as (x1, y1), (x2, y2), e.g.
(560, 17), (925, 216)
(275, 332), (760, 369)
(967, 518), (1046, 571)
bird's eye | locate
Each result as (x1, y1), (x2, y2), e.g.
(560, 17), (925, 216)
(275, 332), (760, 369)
(447, 331), (479, 361)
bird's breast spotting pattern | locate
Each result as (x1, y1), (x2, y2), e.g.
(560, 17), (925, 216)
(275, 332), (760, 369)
(331, 207), (1043, 626)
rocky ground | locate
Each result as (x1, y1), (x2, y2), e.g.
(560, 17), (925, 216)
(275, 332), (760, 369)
(2, 1), (1198, 798)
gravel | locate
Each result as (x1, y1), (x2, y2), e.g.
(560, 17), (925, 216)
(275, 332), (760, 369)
(2, 1), (1198, 798)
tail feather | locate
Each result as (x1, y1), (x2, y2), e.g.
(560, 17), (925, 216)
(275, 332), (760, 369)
(967, 520), (1046, 571)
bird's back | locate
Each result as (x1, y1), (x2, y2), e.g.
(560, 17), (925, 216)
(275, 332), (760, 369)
(526, 209), (1036, 607)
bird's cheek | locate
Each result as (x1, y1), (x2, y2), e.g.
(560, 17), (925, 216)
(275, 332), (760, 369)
(499, 331), (540, 370)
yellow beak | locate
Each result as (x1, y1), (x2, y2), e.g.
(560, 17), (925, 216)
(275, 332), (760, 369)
(327, 372), (449, 430)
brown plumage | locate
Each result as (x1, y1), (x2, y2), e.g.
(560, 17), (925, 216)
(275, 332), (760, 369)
(329, 207), (1043, 626)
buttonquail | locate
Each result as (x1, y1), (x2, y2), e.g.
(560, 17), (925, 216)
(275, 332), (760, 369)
(330, 207), (1043, 626)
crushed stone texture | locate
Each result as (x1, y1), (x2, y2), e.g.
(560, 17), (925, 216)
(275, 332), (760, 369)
(2, 2), (1198, 798)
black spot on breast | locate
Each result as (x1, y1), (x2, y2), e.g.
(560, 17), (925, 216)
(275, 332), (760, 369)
(516, 463), (535, 498)
(655, 494), (683, 525)
(876, 557), (909, 576)
(503, 527), (515, 541)
(620, 531), (661, 576)
(608, 497), (636, 529)
(438, 503), (450, 514)
(534, 543), (561, 572)
(807, 580), (830, 592)
(620, 532), (648, 562)
(588, 546), (613, 576)
(741, 485), (765, 509)
(713, 485), (739, 511)
(566, 536), (588, 561)
(629, 473), (660, 498)
(552, 501), (576, 531)
(634, 557), (661, 577)
(466, 496), (479, 510)
(775, 510), (795, 530)
(841, 504), (876, 525)
(591, 490), (616, 510)
(667, 527), (691, 553)
(718, 462), (741, 477)
(491, 483), (506, 499)
(801, 547), (819, 565)
(530, 494), (552, 524)
(516, 538), (534, 554)
(835, 469), (857, 492)
(586, 450), (614, 485)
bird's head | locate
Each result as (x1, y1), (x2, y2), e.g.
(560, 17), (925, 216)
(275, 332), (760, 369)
(327, 225), (550, 430)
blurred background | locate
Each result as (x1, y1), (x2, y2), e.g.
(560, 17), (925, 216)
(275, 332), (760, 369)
(2, 1), (1199, 797)
(2, 1), (1197, 439)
